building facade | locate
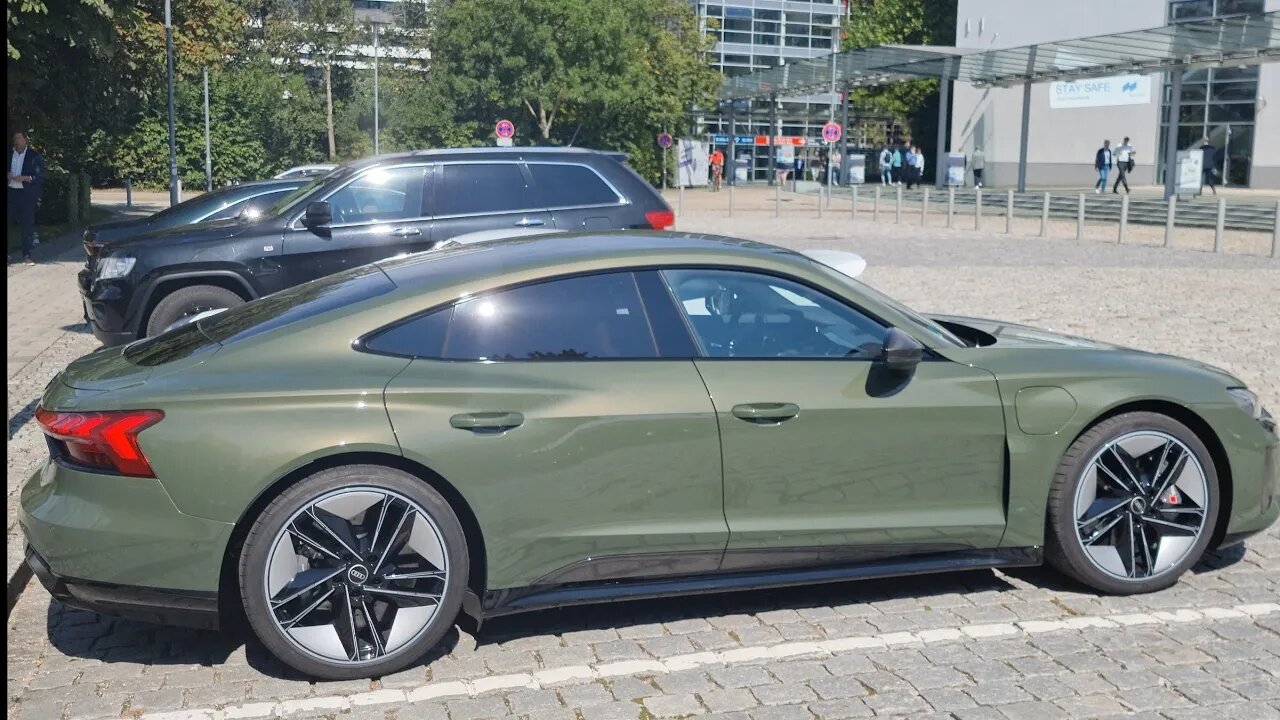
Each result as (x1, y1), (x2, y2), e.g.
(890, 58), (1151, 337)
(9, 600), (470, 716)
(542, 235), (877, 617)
(694, 0), (847, 181)
(950, 0), (1278, 189)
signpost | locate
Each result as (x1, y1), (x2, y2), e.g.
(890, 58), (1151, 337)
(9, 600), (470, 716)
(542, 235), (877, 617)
(657, 132), (673, 189)
(822, 122), (842, 206)
(495, 119), (515, 147)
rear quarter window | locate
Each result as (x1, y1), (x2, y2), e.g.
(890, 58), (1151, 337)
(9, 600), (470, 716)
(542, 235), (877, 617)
(528, 163), (622, 207)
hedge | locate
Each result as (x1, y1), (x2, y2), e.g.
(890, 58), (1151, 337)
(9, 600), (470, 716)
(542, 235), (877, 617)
(34, 172), (93, 225)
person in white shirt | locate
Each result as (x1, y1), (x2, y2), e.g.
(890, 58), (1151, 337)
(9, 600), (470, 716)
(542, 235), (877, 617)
(1112, 136), (1134, 194)
(8, 131), (44, 265)
(913, 147), (925, 184)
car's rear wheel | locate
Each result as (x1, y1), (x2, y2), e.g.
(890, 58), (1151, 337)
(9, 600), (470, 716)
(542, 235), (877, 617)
(145, 285), (244, 337)
(239, 465), (467, 679)
(1047, 412), (1218, 595)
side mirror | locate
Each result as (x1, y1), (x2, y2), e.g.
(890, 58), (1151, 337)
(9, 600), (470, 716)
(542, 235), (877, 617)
(302, 201), (332, 229)
(878, 327), (924, 372)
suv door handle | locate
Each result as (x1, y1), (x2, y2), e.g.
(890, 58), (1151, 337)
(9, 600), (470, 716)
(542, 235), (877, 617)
(390, 227), (423, 237)
(514, 217), (545, 227)
(449, 411), (525, 432)
(731, 402), (800, 424)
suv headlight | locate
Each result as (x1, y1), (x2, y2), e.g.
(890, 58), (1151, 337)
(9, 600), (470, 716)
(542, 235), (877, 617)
(97, 255), (136, 280)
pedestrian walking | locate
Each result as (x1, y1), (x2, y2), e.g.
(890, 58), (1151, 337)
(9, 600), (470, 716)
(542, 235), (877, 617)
(709, 147), (724, 192)
(879, 146), (893, 185)
(1112, 136), (1134, 194)
(891, 145), (903, 185)
(1200, 138), (1218, 194)
(913, 146), (926, 187)
(8, 130), (44, 265)
(1094, 139), (1112, 194)
(903, 146), (918, 189)
(971, 146), (985, 188)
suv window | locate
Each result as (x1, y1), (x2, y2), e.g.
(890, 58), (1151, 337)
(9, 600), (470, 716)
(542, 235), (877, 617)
(437, 163), (539, 216)
(326, 166), (426, 225)
(367, 272), (658, 360)
(528, 163), (621, 207)
(662, 269), (887, 359)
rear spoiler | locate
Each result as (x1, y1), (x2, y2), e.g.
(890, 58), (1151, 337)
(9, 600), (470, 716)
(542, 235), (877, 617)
(603, 151), (629, 163)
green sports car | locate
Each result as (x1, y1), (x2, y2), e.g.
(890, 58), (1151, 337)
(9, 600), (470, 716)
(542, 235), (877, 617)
(22, 232), (1278, 679)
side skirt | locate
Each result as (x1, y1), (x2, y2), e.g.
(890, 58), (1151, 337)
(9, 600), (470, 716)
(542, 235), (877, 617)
(481, 546), (1042, 618)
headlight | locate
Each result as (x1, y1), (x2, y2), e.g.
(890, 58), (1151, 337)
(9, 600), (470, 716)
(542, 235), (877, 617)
(96, 255), (136, 280)
(1228, 387), (1263, 419)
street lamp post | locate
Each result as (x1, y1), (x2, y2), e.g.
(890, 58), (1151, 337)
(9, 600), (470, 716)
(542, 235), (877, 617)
(204, 67), (212, 192)
(165, 0), (179, 206)
(373, 22), (379, 154)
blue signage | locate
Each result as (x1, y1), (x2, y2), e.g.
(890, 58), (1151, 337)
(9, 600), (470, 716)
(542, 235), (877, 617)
(712, 134), (729, 144)
(734, 135), (754, 146)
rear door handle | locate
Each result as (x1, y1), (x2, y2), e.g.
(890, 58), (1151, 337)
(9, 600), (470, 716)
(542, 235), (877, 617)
(514, 217), (545, 227)
(731, 402), (800, 424)
(449, 411), (525, 432)
(390, 227), (423, 237)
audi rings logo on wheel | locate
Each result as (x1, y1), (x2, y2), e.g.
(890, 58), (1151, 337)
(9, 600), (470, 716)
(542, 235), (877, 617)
(346, 564), (370, 584)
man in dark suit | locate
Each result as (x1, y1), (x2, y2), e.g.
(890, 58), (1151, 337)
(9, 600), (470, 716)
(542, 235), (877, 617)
(8, 130), (45, 265)
(1200, 138), (1218, 195)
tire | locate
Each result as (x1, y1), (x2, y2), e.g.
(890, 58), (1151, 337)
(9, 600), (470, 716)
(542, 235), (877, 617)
(144, 285), (245, 337)
(1046, 412), (1219, 595)
(239, 465), (468, 680)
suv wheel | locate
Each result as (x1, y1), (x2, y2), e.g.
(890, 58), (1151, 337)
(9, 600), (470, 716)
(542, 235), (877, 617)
(145, 285), (244, 337)
(1046, 412), (1218, 595)
(239, 465), (468, 679)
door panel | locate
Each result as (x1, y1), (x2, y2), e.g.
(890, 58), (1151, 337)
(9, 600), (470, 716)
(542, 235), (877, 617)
(384, 361), (726, 589)
(282, 165), (431, 285)
(428, 161), (551, 244)
(695, 360), (1008, 564)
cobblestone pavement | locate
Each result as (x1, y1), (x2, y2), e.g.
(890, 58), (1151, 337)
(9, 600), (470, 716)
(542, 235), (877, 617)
(7, 211), (1280, 720)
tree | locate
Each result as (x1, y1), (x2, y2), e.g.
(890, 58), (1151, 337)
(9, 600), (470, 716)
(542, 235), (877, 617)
(265, 0), (362, 160)
(423, 0), (718, 183)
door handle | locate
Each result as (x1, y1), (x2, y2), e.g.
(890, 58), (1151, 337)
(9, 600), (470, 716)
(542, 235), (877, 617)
(731, 402), (800, 424)
(449, 411), (525, 432)
(390, 227), (423, 237)
(514, 217), (545, 227)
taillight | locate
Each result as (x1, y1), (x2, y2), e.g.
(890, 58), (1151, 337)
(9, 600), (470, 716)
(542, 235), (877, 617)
(35, 408), (164, 477)
(644, 209), (675, 230)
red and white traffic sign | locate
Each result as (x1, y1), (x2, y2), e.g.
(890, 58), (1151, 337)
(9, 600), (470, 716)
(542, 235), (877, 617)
(656, 132), (673, 149)
(495, 119), (515, 139)
(821, 122), (842, 144)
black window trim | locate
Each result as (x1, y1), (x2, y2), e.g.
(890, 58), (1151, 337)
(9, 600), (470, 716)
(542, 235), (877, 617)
(287, 162), (433, 231)
(354, 264), (941, 363)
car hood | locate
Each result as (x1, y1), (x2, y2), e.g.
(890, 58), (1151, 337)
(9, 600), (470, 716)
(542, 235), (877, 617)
(86, 216), (153, 244)
(930, 314), (1245, 385)
(105, 218), (255, 252)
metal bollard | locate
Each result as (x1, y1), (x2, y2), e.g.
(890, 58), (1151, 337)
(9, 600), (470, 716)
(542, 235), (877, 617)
(874, 186), (881, 223)
(176, 178), (183, 204)
(125, 179), (133, 209)
(1040, 192), (1050, 238)
(851, 184), (858, 221)
(817, 184), (824, 219)
(774, 180), (780, 218)
(921, 188), (930, 226)
(1119, 194), (1129, 244)
(974, 188), (982, 231)
(1076, 193), (1085, 241)
(1005, 189), (1014, 234)
(1273, 200), (1279, 258)
(1165, 195), (1177, 247)
(895, 185), (902, 224)
(729, 180), (735, 218)
(1214, 197), (1226, 254)
(678, 183), (684, 217)
(947, 187), (955, 228)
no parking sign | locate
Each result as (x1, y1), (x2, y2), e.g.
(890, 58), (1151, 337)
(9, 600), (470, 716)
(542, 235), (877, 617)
(821, 122), (842, 144)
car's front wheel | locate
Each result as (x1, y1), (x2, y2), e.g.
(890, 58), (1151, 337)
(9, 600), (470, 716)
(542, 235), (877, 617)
(239, 465), (468, 679)
(1047, 412), (1219, 595)
(145, 285), (245, 337)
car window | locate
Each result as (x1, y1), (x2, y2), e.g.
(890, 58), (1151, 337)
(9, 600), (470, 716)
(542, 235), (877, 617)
(528, 163), (621, 207)
(150, 190), (235, 224)
(436, 163), (540, 216)
(326, 166), (425, 225)
(661, 269), (887, 359)
(206, 189), (295, 221)
(363, 307), (451, 358)
(439, 272), (657, 360)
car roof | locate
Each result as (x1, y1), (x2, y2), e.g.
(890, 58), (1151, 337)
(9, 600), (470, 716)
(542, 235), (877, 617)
(340, 147), (625, 172)
(226, 178), (308, 191)
(376, 231), (809, 292)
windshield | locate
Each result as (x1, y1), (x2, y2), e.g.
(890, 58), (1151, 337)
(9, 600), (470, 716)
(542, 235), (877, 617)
(259, 165), (352, 220)
(147, 188), (236, 224)
(809, 263), (965, 348)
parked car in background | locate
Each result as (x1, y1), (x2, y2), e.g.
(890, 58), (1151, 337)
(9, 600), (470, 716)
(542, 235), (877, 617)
(273, 164), (338, 179)
(25, 232), (1277, 679)
(80, 148), (675, 345)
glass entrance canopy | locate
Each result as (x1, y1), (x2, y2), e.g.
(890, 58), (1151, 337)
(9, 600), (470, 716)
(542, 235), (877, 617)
(719, 12), (1280, 100)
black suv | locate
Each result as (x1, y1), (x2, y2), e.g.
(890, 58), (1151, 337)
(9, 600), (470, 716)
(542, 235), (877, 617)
(80, 148), (675, 345)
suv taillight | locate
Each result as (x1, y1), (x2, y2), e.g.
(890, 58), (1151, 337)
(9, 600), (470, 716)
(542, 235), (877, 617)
(645, 209), (675, 230)
(36, 408), (164, 477)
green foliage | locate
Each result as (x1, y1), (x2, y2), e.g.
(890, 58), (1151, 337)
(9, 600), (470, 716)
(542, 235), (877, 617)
(35, 171), (79, 224)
